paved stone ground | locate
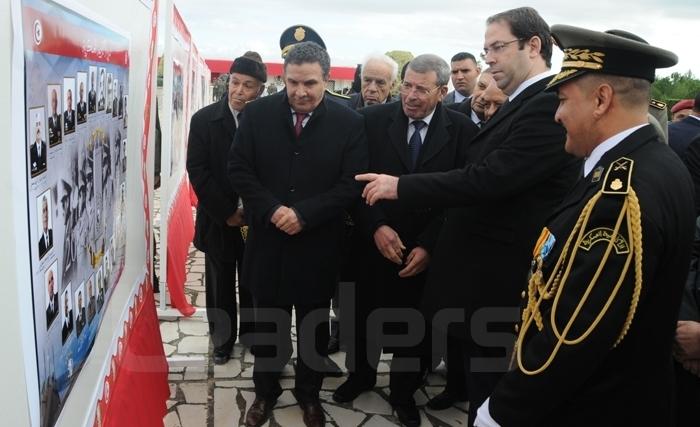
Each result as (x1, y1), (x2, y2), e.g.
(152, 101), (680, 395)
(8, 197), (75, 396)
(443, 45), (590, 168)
(155, 191), (469, 426)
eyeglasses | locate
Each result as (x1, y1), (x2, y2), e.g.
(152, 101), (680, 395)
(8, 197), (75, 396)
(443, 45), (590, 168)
(480, 39), (524, 60)
(399, 82), (441, 98)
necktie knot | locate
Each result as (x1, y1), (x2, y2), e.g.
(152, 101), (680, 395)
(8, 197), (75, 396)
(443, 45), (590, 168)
(413, 120), (426, 131)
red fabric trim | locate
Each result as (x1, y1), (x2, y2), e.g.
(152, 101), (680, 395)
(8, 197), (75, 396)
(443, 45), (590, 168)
(166, 178), (196, 316)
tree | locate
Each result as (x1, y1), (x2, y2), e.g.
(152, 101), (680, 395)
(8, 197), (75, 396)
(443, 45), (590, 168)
(212, 74), (228, 102)
(651, 71), (700, 113)
(385, 50), (414, 95)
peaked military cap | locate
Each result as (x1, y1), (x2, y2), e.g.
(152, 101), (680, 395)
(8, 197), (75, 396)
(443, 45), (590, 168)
(279, 25), (326, 58)
(547, 24), (677, 89)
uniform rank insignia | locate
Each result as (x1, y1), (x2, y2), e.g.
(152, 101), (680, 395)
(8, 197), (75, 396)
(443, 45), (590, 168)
(649, 99), (666, 110)
(532, 227), (556, 262)
(602, 157), (633, 195)
(591, 166), (604, 183)
(578, 227), (630, 254)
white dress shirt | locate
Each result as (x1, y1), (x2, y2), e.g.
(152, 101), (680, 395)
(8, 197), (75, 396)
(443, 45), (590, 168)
(508, 71), (555, 101)
(584, 124), (648, 177)
(407, 108), (436, 144)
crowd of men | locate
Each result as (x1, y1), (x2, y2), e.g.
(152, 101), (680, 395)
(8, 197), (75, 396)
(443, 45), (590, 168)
(186, 6), (700, 427)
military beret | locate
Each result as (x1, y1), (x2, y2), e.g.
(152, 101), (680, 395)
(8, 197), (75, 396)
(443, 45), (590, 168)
(229, 56), (267, 83)
(279, 25), (326, 58)
(671, 99), (694, 114)
(547, 24), (677, 90)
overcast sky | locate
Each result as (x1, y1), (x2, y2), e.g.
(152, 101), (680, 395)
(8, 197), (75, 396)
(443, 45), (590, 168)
(172, 0), (698, 77)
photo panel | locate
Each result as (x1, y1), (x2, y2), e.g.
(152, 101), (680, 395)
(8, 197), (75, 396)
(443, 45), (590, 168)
(86, 275), (96, 323)
(122, 95), (127, 125)
(60, 283), (73, 344)
(98, 67), (106, 111)
(37, 188), (53, 259)
(76, 72), (87, 125)
(96, 265), (104, 311)
(62, 77), (76, 135)
(88, 66), (97, 114)
(45, 260), (59, 329)
(28, 106), (47, 178)
(105, 72), (113, 114)
(46, 84), (62, 146)
(74, 282), (86, 338)
(112, 78), (118, 118)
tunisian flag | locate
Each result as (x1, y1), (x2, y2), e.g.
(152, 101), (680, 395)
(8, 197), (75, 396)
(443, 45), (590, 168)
(166, 176), (196, 316)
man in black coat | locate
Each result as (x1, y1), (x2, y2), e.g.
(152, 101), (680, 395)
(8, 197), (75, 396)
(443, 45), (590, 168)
(88, 72), (97, 114)
(229, 42), (367, 427)
(45, 269), (59, 328)
(186, 52), (265, 365)
(334, 54), (477, 427)
(77, 82), (87, 124)
(38, 195), (53, 258)
(357, 8), (580, 425)
(63, 89), (75, 134)
(48, 88), (62, 146)
(475, 25), (694, 427)
(61, 290), (73, 343)
(30, 122), (47, 177)
(669, 93), (700, 161)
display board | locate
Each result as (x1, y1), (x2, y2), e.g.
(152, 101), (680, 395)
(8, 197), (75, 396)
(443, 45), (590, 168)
(19, 0), (130, 425)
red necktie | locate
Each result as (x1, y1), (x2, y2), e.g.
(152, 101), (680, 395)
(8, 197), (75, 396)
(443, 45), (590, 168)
(294, 112), (306, 138)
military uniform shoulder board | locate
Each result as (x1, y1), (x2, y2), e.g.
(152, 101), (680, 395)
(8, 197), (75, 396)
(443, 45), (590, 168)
(326, 89), (350, 99)
(602, 157), (634, 195)
(649, 99), (666, 110)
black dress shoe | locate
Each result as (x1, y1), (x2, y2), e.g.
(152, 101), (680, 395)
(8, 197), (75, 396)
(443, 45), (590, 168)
(393, 403), (420, 427)
(332, 375), (375, 403)
(213, 349), (231, 365)
(298, 400), (326, 427)
(245, 397), (276, 427)
(323, 356), (343, 377)
(426, 390), (468, 410)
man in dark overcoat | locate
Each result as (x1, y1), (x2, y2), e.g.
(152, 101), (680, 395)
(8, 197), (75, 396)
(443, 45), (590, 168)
(475, 25), (695, 427)
(228, 42), (367, 427)
(333, 54), (477, 427)
(357, 8), (581, 425)
(187, 53), (265, 364)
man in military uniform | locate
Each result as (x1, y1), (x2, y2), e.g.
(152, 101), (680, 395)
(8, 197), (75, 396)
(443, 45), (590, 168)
(279, 25), (351, 108)
(474, 25), (694, 427)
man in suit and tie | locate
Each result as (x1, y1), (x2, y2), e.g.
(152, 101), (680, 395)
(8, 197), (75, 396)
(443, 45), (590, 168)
(77, 82), (87, 124)
(187, 52), (265, 365)
(229, 41), (367, 427)
(38, 195), (53, 258)
(48, 89), (62, 146)
(443, 52), (481, 105)
(357, 8), (580, 425)
(87, 280), (96, 322)
(61, 290), (73, 343)
(75, 290), (86, 337)
(63, 89), (75, 134)
(88, 72), (97, 114)
(45, 269), (58, 328)
(30, 122), (47, 176)
(334, 54), (478, 427)
(669, 93), (700, 161)
(118, 85), (124, 118)
(98, 69), (105, 111)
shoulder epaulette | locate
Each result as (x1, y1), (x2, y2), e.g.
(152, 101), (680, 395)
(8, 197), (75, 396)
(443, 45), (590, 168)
(649, 99), (666, 110)
(326, 89), (350, 99)
(602, 157), (634, 195)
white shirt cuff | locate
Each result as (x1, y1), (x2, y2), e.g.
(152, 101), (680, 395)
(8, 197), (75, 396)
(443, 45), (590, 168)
(474, 397), (501, 427)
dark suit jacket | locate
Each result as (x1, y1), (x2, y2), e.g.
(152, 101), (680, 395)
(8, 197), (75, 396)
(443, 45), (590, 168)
(112, 99), (118, 117)
(187, 95), (244, 259)
(63, 110), (75, 133)
(489, 125), (695, 427)
(46, 292), (59, 327)
(39, 229), (53, 258)
(669, 115), (700, 161)
(30, 141), (47, 175)
(682, 134), (700, 215)
(397, 77), (580, 334)
(228, 92), (368, 305)
(357, 101), (478, 305)
(77, 101), (87, 123)
(76, 308), (86, 335)
(61, 313), (73, 342)
(48, 114), (62, 145)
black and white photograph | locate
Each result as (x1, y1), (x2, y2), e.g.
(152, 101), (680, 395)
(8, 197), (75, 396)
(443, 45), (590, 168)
(112, 78), (118, 118)
(37, 189), (53, 259)
(105, 72), (113, 114)
(74, 283), (86, 338)
(60, 284), (73, 344)
(96, 266), (104, 311)
(97, 67), (106, 111)
(44, 261), (59, 329)
(122, 95), (127, 127)
(46, 85), (62, 146)
(88, 66), (97, 114)
(62, 77), (76, 135)
(86, 276), (96, 323)
(76, 72), (87, 124)
(28, 107), (47, 177)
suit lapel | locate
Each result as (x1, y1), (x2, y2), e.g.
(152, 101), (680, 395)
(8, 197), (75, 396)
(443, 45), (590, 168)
(387, 104), (412, 171)
(417, 104), (450, 168)
(477, 77), (549, 137)
(213, 96), (236, 141)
